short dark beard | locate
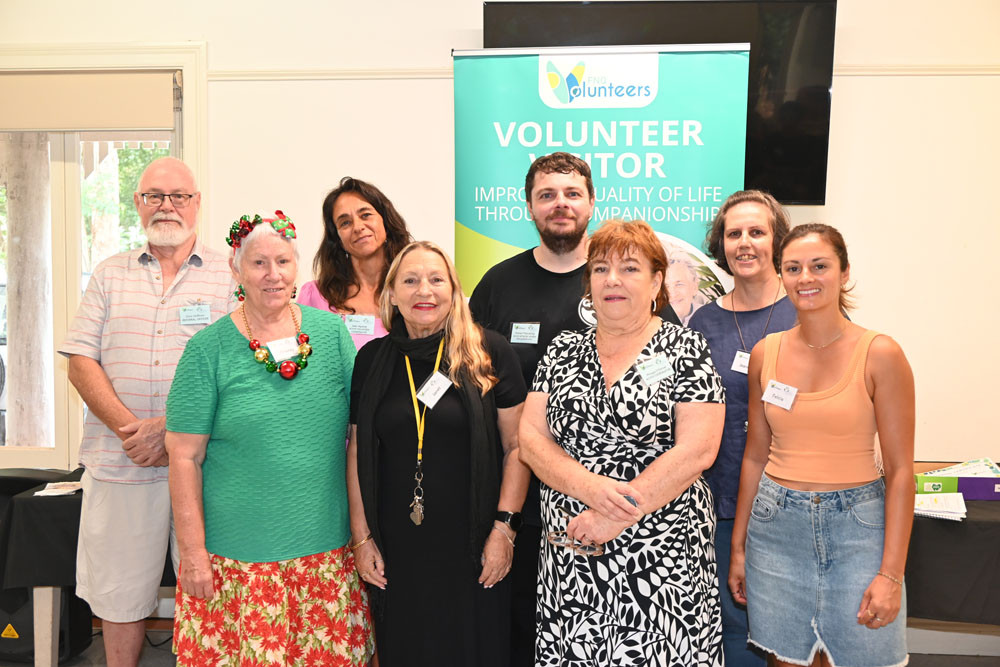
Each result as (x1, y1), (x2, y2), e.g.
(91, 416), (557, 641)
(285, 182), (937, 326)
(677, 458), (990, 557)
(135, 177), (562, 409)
(536, 219), (588, 255)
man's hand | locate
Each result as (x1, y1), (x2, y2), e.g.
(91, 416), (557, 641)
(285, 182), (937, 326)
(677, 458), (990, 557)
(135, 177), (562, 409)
(120, 417), (167, 467)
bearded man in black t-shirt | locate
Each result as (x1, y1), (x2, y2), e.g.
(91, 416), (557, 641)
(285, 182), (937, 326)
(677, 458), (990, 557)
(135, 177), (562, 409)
(469, 152), (679, 666)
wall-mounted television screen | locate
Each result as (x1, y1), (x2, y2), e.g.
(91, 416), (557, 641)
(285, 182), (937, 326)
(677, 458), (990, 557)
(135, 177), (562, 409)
(484, 1), (837, 205)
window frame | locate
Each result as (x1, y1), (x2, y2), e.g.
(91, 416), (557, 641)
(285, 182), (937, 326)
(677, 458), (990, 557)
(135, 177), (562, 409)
(0, 43), (207, 470)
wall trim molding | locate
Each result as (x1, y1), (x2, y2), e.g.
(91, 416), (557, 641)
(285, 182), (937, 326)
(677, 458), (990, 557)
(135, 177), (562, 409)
(207, 63), (1000, 82)
(209, 67), (454, 82)
(834, 64), (1000, 77)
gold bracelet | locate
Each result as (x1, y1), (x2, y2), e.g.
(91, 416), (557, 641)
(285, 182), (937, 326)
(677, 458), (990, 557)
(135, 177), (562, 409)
(349, 534), (372, 551)
(492, 525), (515, 547)
(877, 570), (903, 586)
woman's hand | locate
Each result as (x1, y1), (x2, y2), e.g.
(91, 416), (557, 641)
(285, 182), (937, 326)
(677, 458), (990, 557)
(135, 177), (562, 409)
(582, 475), (644, 524)
(354, 539), (387, 590)
(179, 549), (215, 600)
(566, 509), (630, 545)
(728, 549), (748, 605)
(479, 524), (515, 588)
(857, 573), (903, 629)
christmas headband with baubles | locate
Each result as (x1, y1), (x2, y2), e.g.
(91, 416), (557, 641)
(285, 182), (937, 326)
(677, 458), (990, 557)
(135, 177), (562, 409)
(225, 210), (296, 251)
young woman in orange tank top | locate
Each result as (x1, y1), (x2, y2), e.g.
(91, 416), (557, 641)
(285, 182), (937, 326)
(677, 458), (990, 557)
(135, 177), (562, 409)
(729, 224), (915, 667)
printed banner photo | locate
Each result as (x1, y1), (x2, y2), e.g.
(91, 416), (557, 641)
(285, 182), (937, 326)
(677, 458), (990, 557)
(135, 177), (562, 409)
(454, 44), (750, 322)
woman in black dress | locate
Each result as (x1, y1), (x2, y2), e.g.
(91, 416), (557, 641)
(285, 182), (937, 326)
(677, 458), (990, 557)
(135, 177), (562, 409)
(347, 241), (529, 666)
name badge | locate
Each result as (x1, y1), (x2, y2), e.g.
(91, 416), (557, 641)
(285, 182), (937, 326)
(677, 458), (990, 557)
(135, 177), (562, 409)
(635, 353), (672, 386)
(267, 336), (301, 362)
(762, 379), (798, 410)
(731, 350), (751, 375)
(510, 322), (540, 345)
(416, 371), (452, 409)
(179, 303), (211, 326)
(343, 314), (376, 336)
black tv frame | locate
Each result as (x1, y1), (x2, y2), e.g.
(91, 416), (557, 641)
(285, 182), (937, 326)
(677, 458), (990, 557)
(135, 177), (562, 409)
(483, 0), (838, 205)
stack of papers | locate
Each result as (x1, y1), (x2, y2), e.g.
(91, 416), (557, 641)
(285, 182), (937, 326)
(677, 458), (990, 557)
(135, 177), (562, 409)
(923, 458), (1000, 478)
(914, 458), (1000, 501)
(34, 481), (82, 496)
(914, 492), (967, 521)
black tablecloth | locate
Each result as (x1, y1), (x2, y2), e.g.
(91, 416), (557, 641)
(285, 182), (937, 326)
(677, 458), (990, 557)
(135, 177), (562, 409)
(1, 468), (174, 590)
(1, 468), (996, 624)
(906, 500), (1000, 625)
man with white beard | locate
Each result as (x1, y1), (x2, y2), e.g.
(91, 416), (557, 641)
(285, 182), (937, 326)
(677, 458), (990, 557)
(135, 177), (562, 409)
(59, 157), (234, 666)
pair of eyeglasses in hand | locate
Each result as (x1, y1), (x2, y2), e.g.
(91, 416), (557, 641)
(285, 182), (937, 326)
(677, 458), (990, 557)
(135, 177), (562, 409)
(546, 503), (605, 557)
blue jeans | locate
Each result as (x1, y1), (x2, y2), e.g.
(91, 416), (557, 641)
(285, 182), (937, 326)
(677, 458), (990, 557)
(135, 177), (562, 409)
(746, 477), (907, 667)
(716, 518), (765, 667)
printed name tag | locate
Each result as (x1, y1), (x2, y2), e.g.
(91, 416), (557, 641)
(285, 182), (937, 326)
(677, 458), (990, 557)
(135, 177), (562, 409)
(179, 303), (211, 326)
(731, 350), (751, 375)
(762, 379), (798, 410)
(510, 322), (541, 345)
(635, 353), (672, 386)
(267, 336), (301, 362)
(416, 371), (452, 409)
(343, 314), (376, 336)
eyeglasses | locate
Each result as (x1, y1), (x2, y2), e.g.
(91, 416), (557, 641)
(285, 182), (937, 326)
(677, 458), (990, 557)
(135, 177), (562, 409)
(140, 193), (196, 208)
(546, 503), (605, 557)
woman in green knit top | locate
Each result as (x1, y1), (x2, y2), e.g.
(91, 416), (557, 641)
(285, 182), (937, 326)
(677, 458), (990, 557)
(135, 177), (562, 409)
(166, 213), (373, 666)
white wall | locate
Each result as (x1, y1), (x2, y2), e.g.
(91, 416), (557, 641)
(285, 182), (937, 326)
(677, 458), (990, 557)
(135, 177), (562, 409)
(1, 0), (998, 461)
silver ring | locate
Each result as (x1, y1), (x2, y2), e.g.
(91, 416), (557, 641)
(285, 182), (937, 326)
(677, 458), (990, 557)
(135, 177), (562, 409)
(875, 617), (883, 622)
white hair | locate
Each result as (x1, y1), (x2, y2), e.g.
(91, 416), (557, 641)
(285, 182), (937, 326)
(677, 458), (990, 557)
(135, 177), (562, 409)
(232, 221), (300, 271)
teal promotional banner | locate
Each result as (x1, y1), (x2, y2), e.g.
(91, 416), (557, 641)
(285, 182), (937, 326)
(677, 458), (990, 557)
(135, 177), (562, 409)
(454, 45), (750, 314)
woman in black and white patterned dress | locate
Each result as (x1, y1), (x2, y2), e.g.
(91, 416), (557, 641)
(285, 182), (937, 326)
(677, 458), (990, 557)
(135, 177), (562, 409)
(520, 219), (726, 666)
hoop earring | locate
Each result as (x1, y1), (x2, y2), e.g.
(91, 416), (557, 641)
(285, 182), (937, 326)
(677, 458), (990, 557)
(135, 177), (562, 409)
(234, 284), (246, 301)
(651, 298), (657, 313)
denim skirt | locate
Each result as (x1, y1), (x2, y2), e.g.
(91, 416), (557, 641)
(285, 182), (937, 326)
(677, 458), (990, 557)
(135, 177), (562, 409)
(745, 476), (908, 667)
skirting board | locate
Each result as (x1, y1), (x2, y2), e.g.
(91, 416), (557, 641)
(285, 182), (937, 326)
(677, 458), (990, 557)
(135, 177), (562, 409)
(907, 619), (1000, 656)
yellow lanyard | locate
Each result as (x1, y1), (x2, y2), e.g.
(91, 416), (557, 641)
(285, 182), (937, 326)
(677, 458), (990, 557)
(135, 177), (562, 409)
(404, 338), (445, 467)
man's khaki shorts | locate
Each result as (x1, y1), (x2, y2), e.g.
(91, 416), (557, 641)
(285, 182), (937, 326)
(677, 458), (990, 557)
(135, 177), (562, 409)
(76, 470), (178, 622)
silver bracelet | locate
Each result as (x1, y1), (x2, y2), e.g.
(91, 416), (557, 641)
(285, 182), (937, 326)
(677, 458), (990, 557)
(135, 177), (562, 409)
(492, 525), (515, 547)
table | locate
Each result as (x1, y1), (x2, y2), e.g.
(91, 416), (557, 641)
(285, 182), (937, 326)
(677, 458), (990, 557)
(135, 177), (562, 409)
(906, 500), (1000, 625)
(2, 472), (997, 664)
(1, 469), (173, 666)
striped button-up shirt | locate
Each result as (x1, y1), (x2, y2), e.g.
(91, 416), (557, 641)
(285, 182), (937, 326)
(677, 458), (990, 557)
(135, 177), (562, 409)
(59, 240), (235, 483)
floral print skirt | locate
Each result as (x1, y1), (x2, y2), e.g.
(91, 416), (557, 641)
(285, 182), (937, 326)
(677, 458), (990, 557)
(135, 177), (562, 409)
(174, 545), (373, 666)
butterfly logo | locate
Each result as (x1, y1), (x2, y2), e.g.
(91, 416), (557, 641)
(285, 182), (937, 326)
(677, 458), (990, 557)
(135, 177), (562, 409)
(546, 61), (586, 103)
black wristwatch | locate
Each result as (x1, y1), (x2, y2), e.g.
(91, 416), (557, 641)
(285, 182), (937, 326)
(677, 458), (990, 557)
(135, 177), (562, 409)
(495, 511), (523, 532)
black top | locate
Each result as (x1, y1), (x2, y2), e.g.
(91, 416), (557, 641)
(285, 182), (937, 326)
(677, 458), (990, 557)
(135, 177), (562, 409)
(350, 329), (525, 666)
(469, 248), (680, 525)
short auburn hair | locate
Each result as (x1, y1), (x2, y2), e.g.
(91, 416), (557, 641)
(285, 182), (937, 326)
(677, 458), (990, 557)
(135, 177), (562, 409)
(584, 219), (668, 313)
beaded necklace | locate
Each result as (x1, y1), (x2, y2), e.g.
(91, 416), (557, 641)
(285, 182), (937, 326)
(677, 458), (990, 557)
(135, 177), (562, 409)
(240, 303), (312, 380)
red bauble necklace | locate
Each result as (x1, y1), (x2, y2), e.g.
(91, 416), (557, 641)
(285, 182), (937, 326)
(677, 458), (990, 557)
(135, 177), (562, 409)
(240, 303), (312, 380)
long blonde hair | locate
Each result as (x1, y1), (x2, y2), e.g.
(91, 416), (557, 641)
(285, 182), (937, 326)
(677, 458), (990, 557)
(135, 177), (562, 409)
(379, 241), (497, 395)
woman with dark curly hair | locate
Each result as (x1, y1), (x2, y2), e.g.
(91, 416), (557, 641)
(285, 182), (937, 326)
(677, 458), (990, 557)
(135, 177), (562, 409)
(298, 177), (413, 349)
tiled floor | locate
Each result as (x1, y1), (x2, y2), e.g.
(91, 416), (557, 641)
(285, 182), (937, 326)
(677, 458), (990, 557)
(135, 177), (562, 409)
(61, 630), (175, 666)
(909, 658), (1000, 666)
(57, 640), (998, 667)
